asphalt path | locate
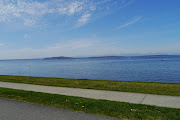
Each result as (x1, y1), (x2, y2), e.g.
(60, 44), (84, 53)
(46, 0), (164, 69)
(0, 98), (122, 120)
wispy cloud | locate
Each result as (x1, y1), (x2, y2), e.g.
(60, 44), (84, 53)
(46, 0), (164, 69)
(117, 16), (142, 29)
(0, 0), (133, 27)
(24, 34), (31, 39)
(76, 13), (91, 27)
(0, 43), (4, 46)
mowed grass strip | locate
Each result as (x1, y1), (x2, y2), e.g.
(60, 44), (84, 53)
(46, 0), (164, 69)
(0, 75), (180, 96)
(0, 87), (179, 120)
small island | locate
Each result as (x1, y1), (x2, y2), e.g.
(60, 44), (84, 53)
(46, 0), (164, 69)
(43, 56), (74, 60)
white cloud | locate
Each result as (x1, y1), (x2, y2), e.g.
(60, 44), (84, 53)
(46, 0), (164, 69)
(0, 0), (94, 26)
(66, 1), (85, 15)
(24, 34), (31, 39)
(50, 40), (94, 50)
(0, 0), (133, 26)
(117, 16), (142, 29)
(77, 13), (91, 27)
(0, 43), (4, 46)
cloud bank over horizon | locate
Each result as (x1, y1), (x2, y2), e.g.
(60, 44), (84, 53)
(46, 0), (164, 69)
(1, 38), (180, 59)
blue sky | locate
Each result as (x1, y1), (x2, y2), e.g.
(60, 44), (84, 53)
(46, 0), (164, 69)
(0, 0), (180, 59)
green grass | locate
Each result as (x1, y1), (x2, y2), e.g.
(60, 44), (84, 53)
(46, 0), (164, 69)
(0, 75), (180, 96)
(0, 87), (179, 120)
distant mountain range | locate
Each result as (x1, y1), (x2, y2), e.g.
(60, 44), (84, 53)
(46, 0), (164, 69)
(43, 55), (180, 60)
(43, 56), (74, 60)
(1, 55), (180, 61)
(43, 56), (126, 60)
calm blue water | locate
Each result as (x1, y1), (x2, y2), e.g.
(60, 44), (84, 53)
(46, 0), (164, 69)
(0, 56), (180, 83)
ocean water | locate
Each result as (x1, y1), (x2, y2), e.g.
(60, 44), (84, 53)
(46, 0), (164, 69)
(0, 56), (180, 83)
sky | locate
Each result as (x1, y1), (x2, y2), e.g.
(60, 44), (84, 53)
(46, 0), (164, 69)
(0, 0), (180, 59)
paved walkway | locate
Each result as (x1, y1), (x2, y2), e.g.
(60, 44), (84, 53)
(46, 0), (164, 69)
(0, 98), (121, 120)
(0, 82), (180, 109)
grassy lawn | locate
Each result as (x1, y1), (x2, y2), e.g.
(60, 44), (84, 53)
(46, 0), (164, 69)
(0, 75), (180, 96)
(0, 87), (179, 120)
